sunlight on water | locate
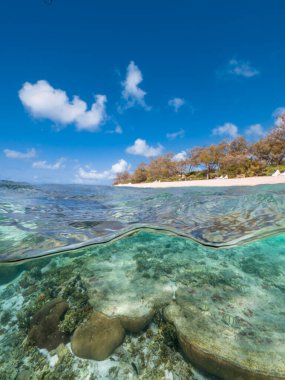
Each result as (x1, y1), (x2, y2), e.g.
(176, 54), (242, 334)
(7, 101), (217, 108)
(1, 180), (285, 260)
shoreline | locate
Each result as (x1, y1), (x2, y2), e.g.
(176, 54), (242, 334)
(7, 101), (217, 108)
(115, 175), (285, 188)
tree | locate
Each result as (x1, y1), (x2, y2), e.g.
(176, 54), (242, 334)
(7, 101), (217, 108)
(228, 136), (248, 155)
(132, 163), (148, 183)
(116, 113), (285, 184)
(266, 115), (285, 165)
(252, 139), (272, 165)
(146, 154), (179, 181)
(218, 137), (251, 177)
(252, 113), (285, 165)
(113, 171), (132, 185)
(190, 143), (226, 179)
(175, 157), (190, 177)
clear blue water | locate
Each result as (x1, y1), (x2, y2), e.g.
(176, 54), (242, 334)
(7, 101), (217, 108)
(0, 180), (285, 379)
(1, 180), (285, 260)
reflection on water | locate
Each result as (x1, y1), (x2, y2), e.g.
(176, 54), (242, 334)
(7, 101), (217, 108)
(1, 180), (285, 260)
(1, 230), (285, 379)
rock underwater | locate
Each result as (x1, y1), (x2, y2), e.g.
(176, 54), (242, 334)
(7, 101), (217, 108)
(28, 298), (69, 350)
(71, 312), (125, 360)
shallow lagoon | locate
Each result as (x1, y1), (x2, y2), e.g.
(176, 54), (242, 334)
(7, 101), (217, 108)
(1, 229), (285, 379)
(1, 181), (285, 380)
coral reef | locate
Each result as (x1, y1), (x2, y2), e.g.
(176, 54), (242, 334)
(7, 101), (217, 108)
(119, 308), (155, 333)
(28, 299), (69, 350)
(1, 230), (285, 379)
(71, 312), (125, 360)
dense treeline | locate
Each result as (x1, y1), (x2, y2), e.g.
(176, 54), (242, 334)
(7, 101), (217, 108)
(114, 113), (285, 184)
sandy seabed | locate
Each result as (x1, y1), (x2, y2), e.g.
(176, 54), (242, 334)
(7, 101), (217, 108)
(116, 175), (285, 188)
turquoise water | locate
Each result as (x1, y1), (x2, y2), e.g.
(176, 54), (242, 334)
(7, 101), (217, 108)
(1, 181), (285, 379)
(1, 180), (285, 260)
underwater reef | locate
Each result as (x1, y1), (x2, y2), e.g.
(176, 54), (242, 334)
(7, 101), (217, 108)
(1, 229), (285, 379)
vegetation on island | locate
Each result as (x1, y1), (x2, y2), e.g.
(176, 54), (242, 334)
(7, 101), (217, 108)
(114, 113), (285, 184)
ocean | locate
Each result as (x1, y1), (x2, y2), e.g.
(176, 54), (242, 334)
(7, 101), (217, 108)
(0, 180), (285, 379)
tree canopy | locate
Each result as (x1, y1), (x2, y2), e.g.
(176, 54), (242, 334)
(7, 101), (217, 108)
(114, 113), (285, 184)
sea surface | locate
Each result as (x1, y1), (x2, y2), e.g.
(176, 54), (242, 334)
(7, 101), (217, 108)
(0, 180), (285, 379)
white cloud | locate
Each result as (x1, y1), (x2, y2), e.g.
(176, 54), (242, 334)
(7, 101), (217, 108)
(32, 158), (65, 170)
(75, 95), (107, 131)
(76, 167), (111, 181)
(166, 129), (185, 140)
(227, 59), (259, 78)
(111, 159), (130, 173)
(126, 139), (163, 158)
(107, 125), (123, 134)
(212, 123), (238, 139)
(114, 125), (123, 134)
(121, 61), (150, 110)
(245, 124), (265, 138)
(273, 107), (285, 126)
(19, 80), (107, 132)
(168, 97), (185, 112)
(4, 148), (36, 159)
(76, 159), (130, 183)
(173, 151), (187, 161)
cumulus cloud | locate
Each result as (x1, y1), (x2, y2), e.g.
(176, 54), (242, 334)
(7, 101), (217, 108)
(274, 107), (285, 126)
(212, 123), (238, 139)
(173, 151), (187, 162)
(76, 159), (130, 183)
(166, 129), (185, 140)
(121, 61), (150, 110)
(226, 59), (260, 78)
(19, 80), (107, 131)
(32, 158), (65, 170)
(4, 148), (36, 159)
(77, 167), (111, 181)
(126, 139), (163, 158)
(245, 124), (265, 138)
(111, 159), (130, 173)
(168, 97), (185, 112)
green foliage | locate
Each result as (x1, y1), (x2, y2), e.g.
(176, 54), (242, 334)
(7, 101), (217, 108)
(186, 170), (208, 180)
(265, 165), (285, 176)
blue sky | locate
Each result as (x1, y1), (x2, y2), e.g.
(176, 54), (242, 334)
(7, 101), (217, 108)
(1, 0), (285, 183)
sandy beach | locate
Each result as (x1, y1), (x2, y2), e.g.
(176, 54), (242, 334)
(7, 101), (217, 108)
(116, 176), (285, 188)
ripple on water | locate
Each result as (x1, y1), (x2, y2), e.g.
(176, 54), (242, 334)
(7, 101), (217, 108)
(1, 181), (285, 260)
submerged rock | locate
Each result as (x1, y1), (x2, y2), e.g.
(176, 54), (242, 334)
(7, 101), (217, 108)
(28, 298), (69, 350)
(164, 303), (285, 380)
(16, 369), (32, 380)
(71, 312), (125, 360)
(119, 308), (155, 333)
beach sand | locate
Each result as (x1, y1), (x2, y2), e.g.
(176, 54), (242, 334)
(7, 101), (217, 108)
(116, 176), (285, 188)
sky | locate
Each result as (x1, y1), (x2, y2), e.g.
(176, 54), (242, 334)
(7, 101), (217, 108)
(0, 0), (285, 184)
